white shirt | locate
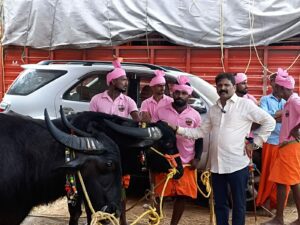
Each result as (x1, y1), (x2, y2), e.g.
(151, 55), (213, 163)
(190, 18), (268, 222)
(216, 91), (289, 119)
(177, 94), (275, 174)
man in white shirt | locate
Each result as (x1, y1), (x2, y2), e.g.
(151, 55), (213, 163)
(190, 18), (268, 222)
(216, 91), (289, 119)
(174, 73), (275, 225)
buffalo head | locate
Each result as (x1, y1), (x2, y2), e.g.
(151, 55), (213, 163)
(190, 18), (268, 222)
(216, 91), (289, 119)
(44, 109), (122, 221)
(58, 107), (184, 179)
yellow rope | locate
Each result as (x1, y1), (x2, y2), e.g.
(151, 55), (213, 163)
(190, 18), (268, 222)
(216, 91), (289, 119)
(79, 145), (177, 225)
(209, 186), (216, 225)
(197, 170), (216, 225)
(196, 170), (212, 198)
(77, 171), (119, 225)
(149, 147), (181, 221)
(158, 168), (178, 219)
(130, 206), (160, 225)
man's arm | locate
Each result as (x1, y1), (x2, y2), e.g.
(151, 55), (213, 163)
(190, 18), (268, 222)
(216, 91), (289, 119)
(176, 116), (212, 139)
(128, 98), (140, 122)
(89, 96), (98, 112)
(259, 96), (282, 122)
(288, 98), (300, 142)
(190, 138), (203, 169)
(259, 96), (272, 115)
(289, 122), (300, 142)
(130, 111), (140, 122)
(246, 102), (276, 147)
(139, 101), (151, 123)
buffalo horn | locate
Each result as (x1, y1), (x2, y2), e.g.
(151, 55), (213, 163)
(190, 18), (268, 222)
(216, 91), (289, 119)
(44, 109), (105, 153)
(103, 119), (162, 140)
(59, 105), (91, 137)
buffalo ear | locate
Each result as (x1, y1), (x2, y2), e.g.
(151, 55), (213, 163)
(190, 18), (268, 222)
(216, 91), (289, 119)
(129, 140), (154, 148)
(55, 157), (87, 171)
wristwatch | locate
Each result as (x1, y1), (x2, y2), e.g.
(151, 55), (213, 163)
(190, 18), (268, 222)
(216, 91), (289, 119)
(251, 143), (260, 150)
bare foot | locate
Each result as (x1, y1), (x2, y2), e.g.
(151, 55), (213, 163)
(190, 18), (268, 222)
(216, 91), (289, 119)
(289, 219), (300, 225)
(261, 217), (284, 225)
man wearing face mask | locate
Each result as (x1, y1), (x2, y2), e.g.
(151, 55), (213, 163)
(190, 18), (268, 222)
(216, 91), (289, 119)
(89, 58), (139, 225)
(152, 75), (202, 225)
(171, 73), (275, 225)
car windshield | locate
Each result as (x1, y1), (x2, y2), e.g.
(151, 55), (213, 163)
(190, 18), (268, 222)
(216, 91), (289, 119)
(7, 69), (67, 95)
(188, 76), (218, 103)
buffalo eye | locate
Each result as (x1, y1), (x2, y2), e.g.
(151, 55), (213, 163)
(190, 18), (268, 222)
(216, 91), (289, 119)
(106, 160), (113, 167)
(164, 141), (173, 148)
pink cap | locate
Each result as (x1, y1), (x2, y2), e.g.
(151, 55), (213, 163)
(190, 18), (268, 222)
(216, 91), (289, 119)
(275, 68), (295, 89)
(173, 75), (193, 95)
(106, 58), (126, 85)
(276, 67), (289, 77)
(235, 73), (247, 84)
(149, 70), (166, 86)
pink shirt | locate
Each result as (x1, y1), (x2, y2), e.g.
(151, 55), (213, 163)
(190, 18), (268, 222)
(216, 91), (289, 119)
(279, 93), (300, 143)
(154, 103), (201, 164)
(140, 95), (173, 122)
(244, 93), (258, 104)
(89, 91), (138, 118)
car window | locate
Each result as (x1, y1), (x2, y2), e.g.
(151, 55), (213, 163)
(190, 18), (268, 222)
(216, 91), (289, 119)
(7, 69), (67, 95)
(63, 72), (107, 102)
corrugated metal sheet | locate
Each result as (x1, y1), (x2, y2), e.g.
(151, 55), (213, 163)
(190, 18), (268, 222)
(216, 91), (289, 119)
(1, 45), (299, 100)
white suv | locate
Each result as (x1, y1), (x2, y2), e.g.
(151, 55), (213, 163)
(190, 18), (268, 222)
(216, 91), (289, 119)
(1, 60), (218, 169)
(1, 60), (218, 118)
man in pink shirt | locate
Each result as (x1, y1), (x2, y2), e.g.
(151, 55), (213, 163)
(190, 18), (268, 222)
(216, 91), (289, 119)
(140, 70), (173, 123)
(234, 73), (258, 104)
(153, 75), (202, 225)
(89, 58), (139, 225)
(264, 72), (300, 225)
(89, 58), (139, 121)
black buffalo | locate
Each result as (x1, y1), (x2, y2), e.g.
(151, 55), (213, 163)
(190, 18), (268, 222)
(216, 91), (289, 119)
(0, 109), (182, 225)
(50, 108), (184, 179)
(0, 112), (123, 225)
(46, 109), (184, 223)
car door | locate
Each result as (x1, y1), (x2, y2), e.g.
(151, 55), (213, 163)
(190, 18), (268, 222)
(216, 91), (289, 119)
(55, 71), (108, 117)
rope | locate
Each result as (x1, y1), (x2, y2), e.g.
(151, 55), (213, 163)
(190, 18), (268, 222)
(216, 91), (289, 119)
(130, 206), (160, 225)
(126, 168), (177, 224)
(244, 0), (254, 74)
(150, 147), (180, 171)
(75, 146), (177, 225)
(158, 168), (178, 219)
(286, 53), (300, 71)
(77, 171), (119, 225)
(196, 170), (212, 198)
(209, 185), (216, 225)
(21, 0), (33, 63)
(105, 0), (115, 57)
(149, 147), (179, 220)
(144, 0), (150, 61)
(125, 189), (152, 212)
(248, 0), (300, 73)
(219, 0), (226, 72)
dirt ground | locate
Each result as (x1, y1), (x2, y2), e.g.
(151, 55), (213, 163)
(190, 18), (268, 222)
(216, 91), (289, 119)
(21, 197), (298, 225)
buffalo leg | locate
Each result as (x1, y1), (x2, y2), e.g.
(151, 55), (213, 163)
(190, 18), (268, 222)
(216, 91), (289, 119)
(83, 200), (93, 225)
(68, 200), (82, 225)
(120, 198), (127, 225)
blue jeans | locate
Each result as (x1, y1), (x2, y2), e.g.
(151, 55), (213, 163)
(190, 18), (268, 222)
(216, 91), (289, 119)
(212, 166), (249, 225)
